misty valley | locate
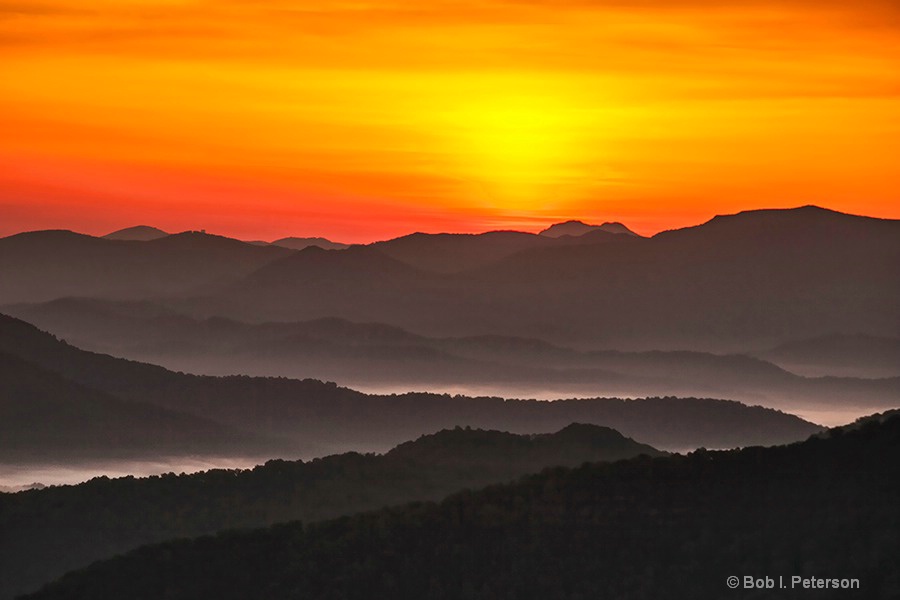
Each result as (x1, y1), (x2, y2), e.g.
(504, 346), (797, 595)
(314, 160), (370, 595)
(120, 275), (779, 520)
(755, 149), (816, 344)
(1, 207), (898, 599)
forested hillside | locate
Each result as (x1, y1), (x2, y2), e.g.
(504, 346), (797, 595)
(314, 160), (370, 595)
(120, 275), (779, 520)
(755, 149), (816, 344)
(0, 425), (661, 599)
(24, 414), (898, 600)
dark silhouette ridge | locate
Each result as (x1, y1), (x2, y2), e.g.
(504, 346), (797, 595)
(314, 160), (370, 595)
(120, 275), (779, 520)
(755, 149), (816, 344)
(372, 230), (550, 273)
(22, 413), (899, 600)
(369, 228), (639, 273)
(0, 351), (254, 461)
(241, 244), (424, 285)
(540, 219), (639, 237)
(3, 206), (895, 350)
(195, 206), (898, 350)
(0, 313), (821, 453)
(651, 204), (894, 243)
(7, 299), (898, 417)
(270, 237), (349, 251)
(0, 229), (293, 305)
(0, 425), (663, 599)
(102, 226), (169, 241)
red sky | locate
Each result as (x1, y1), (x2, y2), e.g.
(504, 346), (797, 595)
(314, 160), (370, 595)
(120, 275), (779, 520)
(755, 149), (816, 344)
(1, 0), (899, 242)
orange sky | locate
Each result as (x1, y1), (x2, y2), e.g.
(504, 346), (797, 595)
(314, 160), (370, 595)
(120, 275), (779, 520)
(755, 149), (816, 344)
(1, 0), (899, 241)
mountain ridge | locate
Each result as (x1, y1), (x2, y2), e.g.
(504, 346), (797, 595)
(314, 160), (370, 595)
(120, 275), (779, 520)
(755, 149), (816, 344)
(5, 299), (897, 422)
(0, 313), (823, 452)
(540, 219), (639, 238)
(0, 424), (663, 600)
(103, 226), (169, 241)
(21, 413), (899, 600)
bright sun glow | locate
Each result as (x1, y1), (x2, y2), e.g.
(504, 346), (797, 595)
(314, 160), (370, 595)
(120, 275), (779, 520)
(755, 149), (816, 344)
(1, 0), (899, 240)
(444, 90), (591, 211)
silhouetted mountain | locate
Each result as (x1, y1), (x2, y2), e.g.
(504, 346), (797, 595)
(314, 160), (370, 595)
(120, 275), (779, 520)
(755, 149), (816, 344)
(0, 231), (292, 305)
(195, 206), (898, 351)
(371, 228), (641, 272)
(102, 225), (169, 241)
(8, 299), (897, 421)
(24, 414), (899, 600)
(0, 352), (246, 462)
(0, 425), (661, 599)
(270, 237), (349, 251)
(0, 313), (821, 452)
(0, 483), (44, 494)
(373, 231), (552, 273)
(540, 219), (639, 237)
(6, 207), (893, 351)
(759, 333), (900, 378)
(205, 245), (441, 323)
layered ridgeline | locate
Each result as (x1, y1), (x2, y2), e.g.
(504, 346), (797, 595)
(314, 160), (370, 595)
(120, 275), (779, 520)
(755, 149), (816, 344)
(0, 352), (254, 461)
(3, 207), (897, 352)
(22, 414), (900, 600)
(0, 314), (820, 458)
(181, 206), (900, 351)
(0, 230), (293, 305)
(0, 424), (663, 600)
(8, 298), (898, 417)
(759, 334), (900, 379)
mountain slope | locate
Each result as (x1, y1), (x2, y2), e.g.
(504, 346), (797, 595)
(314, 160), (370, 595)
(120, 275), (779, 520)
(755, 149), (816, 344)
(7, 299), (897, 420)
(270, 237), (349, 251)
(539, 219), (639, 237)
(0, 425), (662, 600)
(0, 230), (292, 304)
(195, 206), (899, 350)
(372, 231), (552, 272)
(759, 333), (900, 378)
(0, 313), (822, 452)
(0, 352), (244, 461)
(102, 226), (169, 241)
(24, 414), (899, 600)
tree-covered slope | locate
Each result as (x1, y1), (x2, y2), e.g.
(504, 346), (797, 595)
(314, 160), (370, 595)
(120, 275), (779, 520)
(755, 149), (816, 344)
(0, 425), (661, 600)
(24, 414), (899, 600)
(0, 352), (244, 461)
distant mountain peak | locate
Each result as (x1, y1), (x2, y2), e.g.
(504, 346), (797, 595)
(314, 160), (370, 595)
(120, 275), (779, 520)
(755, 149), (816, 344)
(103, 226), (169, 241)
(271, 237), (349, 251)
(704, 205), (854, 226)
(540, 220), (639, 238)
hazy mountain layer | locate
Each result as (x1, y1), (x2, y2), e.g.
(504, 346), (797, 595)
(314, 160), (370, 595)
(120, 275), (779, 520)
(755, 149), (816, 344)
(758, 333), (900, 378)
(7, 299), (897, 421)
(0, 314), (821, 454)
(0, 230), (291, 305)
(370, 228), (637, 273)
(0, 352), (255, 462)
(4, 207), (896, 351)
(190, 206), (900, 351)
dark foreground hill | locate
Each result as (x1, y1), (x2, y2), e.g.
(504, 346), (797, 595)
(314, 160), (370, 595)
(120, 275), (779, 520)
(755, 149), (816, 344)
(0, 425), (663, 600)
(25, 414), (900, 600)
(0, 314), (821, 453)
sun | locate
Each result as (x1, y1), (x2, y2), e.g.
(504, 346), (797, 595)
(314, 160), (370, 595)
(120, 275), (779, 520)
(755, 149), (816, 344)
(442, 88), (591, 213)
